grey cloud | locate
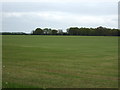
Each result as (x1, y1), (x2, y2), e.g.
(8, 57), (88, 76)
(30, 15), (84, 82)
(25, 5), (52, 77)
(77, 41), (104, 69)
(2, 1), (118, 32)
(2, 2), (117, 15)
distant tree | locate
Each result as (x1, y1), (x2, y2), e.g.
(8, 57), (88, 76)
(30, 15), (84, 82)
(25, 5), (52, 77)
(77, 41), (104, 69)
(96, 26), (106, 36)
(30, 26), (120, 36)
(111, 29), (119, 36)
(2, 32), (27, 35)
(43, 28), (52, 35)
(33, 28), (43, 35)
(79, 27), (88, 35)
(67, 27), (79, 35)
(51, 30), (58, 35)
(58, 29), (63, 35)
(89, 28), (96, 36)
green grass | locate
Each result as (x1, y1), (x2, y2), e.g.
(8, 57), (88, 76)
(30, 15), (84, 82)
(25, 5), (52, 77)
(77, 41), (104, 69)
(2, 35), (118, 88)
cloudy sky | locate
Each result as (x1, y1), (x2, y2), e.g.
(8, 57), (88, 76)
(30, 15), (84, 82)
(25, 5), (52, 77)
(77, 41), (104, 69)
(1, 0), (119, 33)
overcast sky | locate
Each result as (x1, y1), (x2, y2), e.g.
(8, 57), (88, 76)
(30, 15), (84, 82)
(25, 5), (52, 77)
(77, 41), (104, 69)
(1, 0), (119, 33)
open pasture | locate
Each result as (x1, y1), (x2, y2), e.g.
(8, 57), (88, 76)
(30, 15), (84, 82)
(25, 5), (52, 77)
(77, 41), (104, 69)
(2, 35), (118, 88)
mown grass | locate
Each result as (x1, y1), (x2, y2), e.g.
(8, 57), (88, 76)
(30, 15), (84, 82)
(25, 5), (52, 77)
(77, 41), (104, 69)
(2, 35), (118, 88)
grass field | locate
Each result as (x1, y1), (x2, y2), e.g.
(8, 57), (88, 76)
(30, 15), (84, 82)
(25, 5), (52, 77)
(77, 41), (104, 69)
(2, 35), (118, 88)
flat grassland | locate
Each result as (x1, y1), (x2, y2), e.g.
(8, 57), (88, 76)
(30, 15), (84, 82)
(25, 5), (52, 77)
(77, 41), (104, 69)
(2, 35), (118, 88)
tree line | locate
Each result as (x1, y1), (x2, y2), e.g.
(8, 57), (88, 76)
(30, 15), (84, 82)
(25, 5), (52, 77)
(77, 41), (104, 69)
(1, 26), (120, 36)
(32, 26), (120, 36)
(1, 32), (27, 35)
